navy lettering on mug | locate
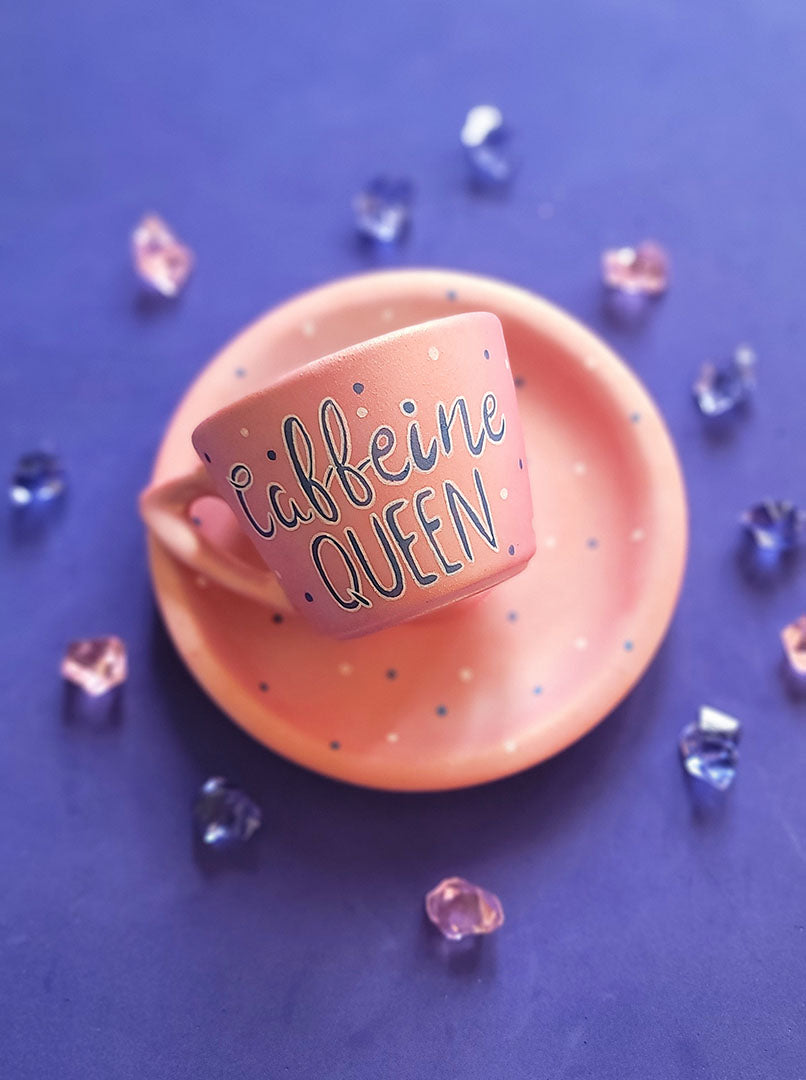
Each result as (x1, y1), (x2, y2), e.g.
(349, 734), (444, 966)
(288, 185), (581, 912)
(229, 390), (512, 613)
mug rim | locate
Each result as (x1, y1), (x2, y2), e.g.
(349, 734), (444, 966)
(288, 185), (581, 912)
(191, 310), (499, 446)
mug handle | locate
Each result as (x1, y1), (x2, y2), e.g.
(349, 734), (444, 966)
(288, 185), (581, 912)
(139, 467), (292, 611)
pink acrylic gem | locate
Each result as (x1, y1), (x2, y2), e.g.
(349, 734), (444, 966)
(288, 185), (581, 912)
(61, 636), (128, 696)
(425, 876), (504, 940)
(131, 213), (194, 297)
(781, 616), (806, 678)
(601, 240), (669, 296)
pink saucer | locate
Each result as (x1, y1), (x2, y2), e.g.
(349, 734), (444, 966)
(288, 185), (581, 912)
(146, 269), (687, 791)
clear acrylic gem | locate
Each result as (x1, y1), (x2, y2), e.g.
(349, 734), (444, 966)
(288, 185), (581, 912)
(460, 104), (514, 186)
(425, 876), (504, 941)
(353, 177), (413, 242)
(741, 500), (803, 553)
(194, 777), (262, 849)
(679, 706), (741, 791)
(131, 213), (194, 297)
(601, 241), (669, 295)
(693, 345), (756, 417)
(10, 450), (65, 506)
(61, 636), (128, 696)
(781, 616), (806, 678)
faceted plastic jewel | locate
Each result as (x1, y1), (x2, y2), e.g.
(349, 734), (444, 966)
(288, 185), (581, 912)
(601, 241), (669, 296)
(781, 616), (806, 679)
(11, 450), (65, 506)
(194, 777), (262, 849)
(132, 213), (194, 297)
(460, 105), (514, 186)
(61, 636), (128, 696)
(693, 345), (756, 417)
(353, 177), (413, 243)
(741, 500), (803, 553)
(425, 876), (504, 941)
(679, 706), (742, 791)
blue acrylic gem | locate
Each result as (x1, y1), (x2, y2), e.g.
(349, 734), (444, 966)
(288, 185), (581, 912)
(353, 176), (413, 243)
(679, 706), (741, 791)
(460, 105), (514, 187)
(741, 499), (803, 553)
(10, 450), (65, 506)
(193, 777), (262, 849)
(692, 345), (756, 417)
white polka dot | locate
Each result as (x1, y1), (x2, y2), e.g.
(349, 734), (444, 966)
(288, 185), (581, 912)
(356, 406), (368, 418)
(381, 307), (394, 321)
(503, 738), (518, 753)
(584, 355), (598, 370)
(386, 732), (399, 743)
(196, 575), (209, 588)
(500, 488), (509, 500)
(574, 636), (589, 651)
(630, 528), (646, 542)
(505, 356), (511, 370)
(302, 320), (316, 337)
(240, 427), (249, 438)
(338, 662), (353, 676)
(458, 667), (473, 682)
(544, 535), (557, 549)
(573, 461), (587, 476)
(428, 346), (439, 362)
(274, 570), (283, 581)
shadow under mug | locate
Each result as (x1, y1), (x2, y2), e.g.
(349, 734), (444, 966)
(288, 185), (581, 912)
(140, 312), (536, 638)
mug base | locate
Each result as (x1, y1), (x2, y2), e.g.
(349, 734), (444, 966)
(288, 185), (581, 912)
(329, 547), (537, 639)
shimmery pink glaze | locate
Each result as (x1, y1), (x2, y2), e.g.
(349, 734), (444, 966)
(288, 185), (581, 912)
(141, 269), (687, 792)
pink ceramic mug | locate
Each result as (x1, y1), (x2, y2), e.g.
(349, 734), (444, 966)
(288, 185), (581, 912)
(140, 312), (535, 638)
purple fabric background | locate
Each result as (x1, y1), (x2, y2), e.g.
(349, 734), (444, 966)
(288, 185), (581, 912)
(2, 2), (805, 1076)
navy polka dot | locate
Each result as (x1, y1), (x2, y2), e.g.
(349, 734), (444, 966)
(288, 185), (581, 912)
(401, 400), (416, 415)
(272, 613), (284, 624)
(330, 740), (341, 750)
(304, 592), (314, 603)
(484, 349), (490, 359)
(446, 289), (457, 301)
(235, 367), (246, 377)
(436, 704), (448, 716)
(508, 544), (516, 555)
(353, 382), (365, 395)
(507, 611), (518, 622)
(191, 516), (202, 527)
(518, 458), (524, 470)
(259, 681), (269, 692)
(630, 412), (641, 423)
(203, 452), (211, 463)
(624, 640), (634, 652)
(386, 668), (398, 680)
(533, 685), (543, 695)
(267, 449), (277, 461)
(587, 538), (599, 549)
(514, 376), (525, 388)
